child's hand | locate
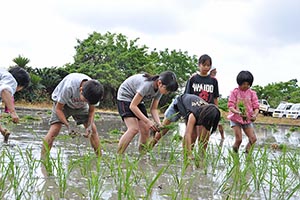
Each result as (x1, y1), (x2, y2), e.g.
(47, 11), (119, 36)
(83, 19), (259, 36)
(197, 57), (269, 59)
(147, 120), (160, 132)
(250, 114), (257, 122)
(84, 127), (92, 138)
(10, 111), (19, 123)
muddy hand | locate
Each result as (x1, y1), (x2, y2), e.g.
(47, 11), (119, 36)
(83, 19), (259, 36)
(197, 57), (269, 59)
(11, 112), (19, 123)
(83, 128), (91, 138)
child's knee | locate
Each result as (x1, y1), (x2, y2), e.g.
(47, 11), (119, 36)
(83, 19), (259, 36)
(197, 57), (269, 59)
(250, 135), (257, 144)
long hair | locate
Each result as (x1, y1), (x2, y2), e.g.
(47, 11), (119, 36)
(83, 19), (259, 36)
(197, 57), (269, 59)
(197, 104), (220, 133)
(143, 71), (178, 92)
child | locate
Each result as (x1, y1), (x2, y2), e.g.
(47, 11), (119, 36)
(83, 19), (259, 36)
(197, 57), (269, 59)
(0, 66), (30, 143)
(184, 54), (220, 149)
(150, 94), (220, 159)
(117, 71), (178, 154)
(184, 54), (219, 105)
(41, 73), (104, 157)
(227, 70), (259, 153)
(209, 66), (225, 140)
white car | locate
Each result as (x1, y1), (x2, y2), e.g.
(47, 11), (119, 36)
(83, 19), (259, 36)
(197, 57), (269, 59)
(272, 102), (294, 118)
(286, 103), (300, 119)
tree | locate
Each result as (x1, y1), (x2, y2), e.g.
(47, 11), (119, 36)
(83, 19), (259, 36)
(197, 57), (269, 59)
(66, 32), (197, 108)
(252, 79), (300, 107)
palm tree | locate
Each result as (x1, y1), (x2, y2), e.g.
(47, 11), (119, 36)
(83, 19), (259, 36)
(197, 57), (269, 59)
(12, 55), (30, 68)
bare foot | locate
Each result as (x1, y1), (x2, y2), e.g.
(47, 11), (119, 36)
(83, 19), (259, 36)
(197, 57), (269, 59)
(1, 129), (10, 143)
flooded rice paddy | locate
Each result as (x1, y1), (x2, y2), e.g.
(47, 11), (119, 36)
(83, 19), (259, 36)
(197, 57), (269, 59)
(1, 108), (300, 199)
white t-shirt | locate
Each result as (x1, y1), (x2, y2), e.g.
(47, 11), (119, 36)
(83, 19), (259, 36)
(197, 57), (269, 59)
(51, 73), (91, 109)
(0, 69), (17, 100)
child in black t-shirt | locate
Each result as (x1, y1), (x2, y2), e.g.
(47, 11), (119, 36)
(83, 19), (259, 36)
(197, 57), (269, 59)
(151, 94), (220, 159)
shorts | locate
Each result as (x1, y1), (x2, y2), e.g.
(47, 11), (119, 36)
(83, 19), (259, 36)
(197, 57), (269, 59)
(49, 102), (89, 125)
(164, 98), (180, 122)
(229, 121), (253, 129)
(117, 100), (148, 121)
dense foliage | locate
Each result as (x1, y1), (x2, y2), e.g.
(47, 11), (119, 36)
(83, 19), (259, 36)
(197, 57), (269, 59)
(8, 32), (299, 110)
(252, 79), (300, 108)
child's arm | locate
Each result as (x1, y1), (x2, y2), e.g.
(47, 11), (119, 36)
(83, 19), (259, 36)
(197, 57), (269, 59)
(183, 113), (197, 159)
(149, 98), (162, 126)
(1, 89), (18, 123)
(150, 118), (172, 148)
(214, 97), (219, 106)
(130, 93), (159, 132)
(87, 105), (95, 126)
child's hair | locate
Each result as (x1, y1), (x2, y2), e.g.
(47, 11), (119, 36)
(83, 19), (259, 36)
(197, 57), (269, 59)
(198, 54), (212, 66)
(143, 71), (178, 92)
(197, 104), (220, 133)
(236, 70), (254, 86)
(82, 80), (104, 105)
(9, 66), (30, 88)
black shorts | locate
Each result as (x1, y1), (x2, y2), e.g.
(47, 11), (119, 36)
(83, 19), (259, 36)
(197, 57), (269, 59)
(117, 100), (148, 121)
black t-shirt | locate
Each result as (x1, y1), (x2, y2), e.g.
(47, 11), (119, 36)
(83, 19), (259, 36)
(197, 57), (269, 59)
(175, 94), (207, 125)
(184, 73), (219, 104)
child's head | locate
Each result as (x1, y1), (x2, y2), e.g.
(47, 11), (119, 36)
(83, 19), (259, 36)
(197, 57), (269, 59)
(236, 71), (254, 90)
(198, 54), (212, 75)
(81, 80), (104, 105)
(158, 71), (178, 92)
(209, 66), (217, 77)
(9, 66), (30, 91)
(197, 104), (220, 133)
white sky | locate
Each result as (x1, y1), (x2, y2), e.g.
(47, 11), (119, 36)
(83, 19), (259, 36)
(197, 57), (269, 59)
(1, 0), (300, 97)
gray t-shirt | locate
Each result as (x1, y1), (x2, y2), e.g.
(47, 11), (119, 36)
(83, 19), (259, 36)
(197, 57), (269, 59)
(0, 69), (17, 100)
(51, 73), (91, 109)
(117, 74), (162, 102)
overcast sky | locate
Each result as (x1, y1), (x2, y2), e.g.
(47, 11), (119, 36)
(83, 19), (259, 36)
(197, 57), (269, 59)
(1, 0), (300, 97)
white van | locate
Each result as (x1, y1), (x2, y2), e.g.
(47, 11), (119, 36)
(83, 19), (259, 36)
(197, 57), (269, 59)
(272, 102), (294, 118)
(286, 103), (300, 119)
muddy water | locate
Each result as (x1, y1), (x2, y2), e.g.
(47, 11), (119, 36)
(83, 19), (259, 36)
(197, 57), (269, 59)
(1, 108), (300, 199)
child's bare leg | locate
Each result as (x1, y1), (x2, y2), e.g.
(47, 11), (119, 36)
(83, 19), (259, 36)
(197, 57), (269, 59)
(117, 118), (139, 154)
(244, 127), (257, 153)
(232, 126), (242, 152)
(41, 123), (61, 157)
(218, 124), (225, 140)
(138, 120), (150, 152)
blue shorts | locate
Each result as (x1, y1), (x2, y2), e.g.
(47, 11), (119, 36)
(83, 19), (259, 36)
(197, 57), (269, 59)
(229, 121), (253, 129)
(164, 98), (180, 122)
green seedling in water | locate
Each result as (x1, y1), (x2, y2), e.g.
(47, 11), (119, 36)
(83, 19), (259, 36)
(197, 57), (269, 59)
(289, 126), (300, 132)
(238, 101), (247, 121)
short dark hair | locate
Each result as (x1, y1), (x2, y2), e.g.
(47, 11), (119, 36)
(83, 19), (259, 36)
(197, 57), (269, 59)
(198, 54), (212, 66)
(197, 104), (220, 132)
(159, 71), (178, 92)
(236, 71), (254, 86)
(82, 80), (104, 105)
(9, 66), (30, 88)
